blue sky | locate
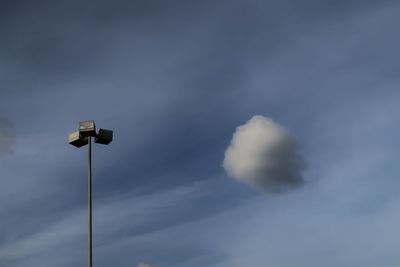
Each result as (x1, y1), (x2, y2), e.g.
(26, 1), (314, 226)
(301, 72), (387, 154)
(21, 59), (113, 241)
(1, 0), (400, 266)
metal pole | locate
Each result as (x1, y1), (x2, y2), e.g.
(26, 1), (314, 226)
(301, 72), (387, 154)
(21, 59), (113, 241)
(88, 136), (93, 267)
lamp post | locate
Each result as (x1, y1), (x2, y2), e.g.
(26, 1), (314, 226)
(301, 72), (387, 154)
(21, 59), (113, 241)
(68, 120), (113, 267)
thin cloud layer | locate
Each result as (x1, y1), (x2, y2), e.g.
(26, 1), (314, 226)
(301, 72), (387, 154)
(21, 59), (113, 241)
(0, 116), (14, 155)
(137, 264), (153, 267)
(223, 115), (305, 192)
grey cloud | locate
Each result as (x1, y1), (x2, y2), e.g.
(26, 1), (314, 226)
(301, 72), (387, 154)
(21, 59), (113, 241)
(223, 115), (305, 192)
(2, 0), (390, 84)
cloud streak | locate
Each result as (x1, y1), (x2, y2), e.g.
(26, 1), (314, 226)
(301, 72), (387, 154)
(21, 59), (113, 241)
(0, 116), (14, 155)
(223, 115), (305, 192)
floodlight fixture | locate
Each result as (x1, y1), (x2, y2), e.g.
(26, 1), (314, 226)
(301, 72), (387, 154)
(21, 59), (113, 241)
(68, 120), (113, 267)
(79, 120), (96, 137)
(69, 131), (88, 148)
(95, 128), (113, 145)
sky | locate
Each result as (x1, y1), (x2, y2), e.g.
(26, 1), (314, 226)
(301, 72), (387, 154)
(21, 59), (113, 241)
(1, 0), (400, 266)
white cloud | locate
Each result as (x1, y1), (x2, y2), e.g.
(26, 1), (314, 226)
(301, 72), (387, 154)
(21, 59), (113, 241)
(223, 115), (304, 192)
(137, 264), (153, 267)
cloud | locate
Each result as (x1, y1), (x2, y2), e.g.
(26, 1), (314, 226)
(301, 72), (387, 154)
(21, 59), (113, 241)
(223, 115), (305, 192)
(137, 264), (153, 267)
(0, 116), (14, 155)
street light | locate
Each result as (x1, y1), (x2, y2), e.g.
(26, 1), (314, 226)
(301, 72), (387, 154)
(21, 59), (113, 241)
(68, 120), (113, 267)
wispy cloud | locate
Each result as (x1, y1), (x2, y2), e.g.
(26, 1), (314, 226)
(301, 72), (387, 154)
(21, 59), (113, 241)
(0, 116), (14, 155)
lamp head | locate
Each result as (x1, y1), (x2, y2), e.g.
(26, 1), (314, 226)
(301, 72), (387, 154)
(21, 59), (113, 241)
(95, 128), (113, 145)
(79, 120), (96, 137)
(68, 131), (88, 148)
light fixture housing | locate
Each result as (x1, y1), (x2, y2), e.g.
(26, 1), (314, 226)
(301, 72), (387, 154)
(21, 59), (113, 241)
(68, 131), (88, 148)
(95, 128), (113, 145)
(79, 120), (96, 137)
